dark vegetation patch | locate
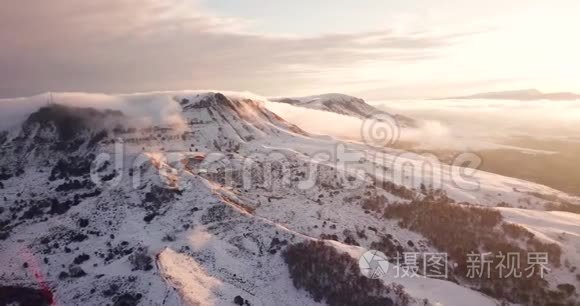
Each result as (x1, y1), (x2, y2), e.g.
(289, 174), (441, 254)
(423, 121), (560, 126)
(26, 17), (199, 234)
(320, 228), (362, 246)
(379, 181), (416, 200)
(95, 241), (135, 263)
(382, 194), (567, 305)
(162, 233), (176, 242)
(284, 240), (412, 306)
(100, 170), (118, 182)
(342, 229), (360, 246)
(556, 202), (580, 214)
(112, 292), (142, 306)
(143, 213), (157, 223)
(370, 234), (405, 261)
(143, 185), (181, 214)
(21, 203), (46, 220)
(24, 104), (122, 142)
(55, 179), (95, 192)
(526, 191), (580, 214)
(79, 189), (102, 199)
(69, 232), (88, 242)
(557, 283), (576, 297)
(36, 228), (90, 254)
(233, 295), (251, 306)
(48, 199), (74, 215)
(0, 167), (14, 180)
(201, 204), (230, 225)
(545, 201), (580, 214)
(25, 104), (86, 140)
(49, 156), (94, 180)
(361, 195), (388, 213)
(103, 283), (121, 297)
(52, 138), (85, 152)
(368, 177), (417, 200)
(319, 233), (339, 242)
(88, 130), (108, 147)
(68, 265), (87, 278)
(78, 218), (89, 228)
(0, 131), (7, 145)
(73, 253), (90, 265)
(268, 237), (288, 255)
(0, 223), (11, 240)
(18, 197), (82, 221)
(0, 286), (53, 306)
(129, 248), (153, 271)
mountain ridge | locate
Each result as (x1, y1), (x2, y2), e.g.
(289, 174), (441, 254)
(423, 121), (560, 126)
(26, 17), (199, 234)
(441, 89), (580, 101)
(0, 90), (579, 305)
(270, 93), (417, 127)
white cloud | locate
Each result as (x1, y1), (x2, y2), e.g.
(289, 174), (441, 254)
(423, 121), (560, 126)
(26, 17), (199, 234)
(0, 0), (454, 98)
(265, 100), (482, 150)
(0, 92), (187, 131)
(377, 99), (580, 141)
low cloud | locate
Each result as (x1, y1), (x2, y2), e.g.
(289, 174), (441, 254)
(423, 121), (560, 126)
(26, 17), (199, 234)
(376, 99), (580, 140)
(265, 98), (580, 152)
(264, 100), (483, 150)
(0, 92), (187, 131)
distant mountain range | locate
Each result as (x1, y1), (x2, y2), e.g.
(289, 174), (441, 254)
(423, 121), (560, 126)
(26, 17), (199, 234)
(443, 89), (580, 101)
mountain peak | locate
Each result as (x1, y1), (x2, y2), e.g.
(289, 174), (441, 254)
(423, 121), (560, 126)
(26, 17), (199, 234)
(173, 91), (307, 141)
(178, 92), (263, 110)
(271, 93), (416, 127)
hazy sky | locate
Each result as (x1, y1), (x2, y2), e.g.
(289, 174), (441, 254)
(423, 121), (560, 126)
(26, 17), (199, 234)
(1, 0), (579, 99)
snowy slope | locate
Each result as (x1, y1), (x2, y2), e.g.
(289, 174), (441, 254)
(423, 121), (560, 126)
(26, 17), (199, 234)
(270, 93), (416, 127)
(498, 208), (580, 287)
(0, 91), (579, 306)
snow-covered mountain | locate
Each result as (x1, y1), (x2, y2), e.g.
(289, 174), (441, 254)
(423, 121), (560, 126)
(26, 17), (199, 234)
(270, 94), (416, 127)
(0, 91), (579, 306)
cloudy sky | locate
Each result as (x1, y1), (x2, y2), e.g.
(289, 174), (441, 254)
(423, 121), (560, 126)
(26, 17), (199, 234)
(1, 0), (579, 99)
